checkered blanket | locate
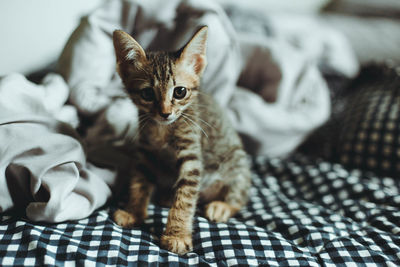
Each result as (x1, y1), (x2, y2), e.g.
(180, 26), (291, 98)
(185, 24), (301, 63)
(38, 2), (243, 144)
(1, 153), (400, 266)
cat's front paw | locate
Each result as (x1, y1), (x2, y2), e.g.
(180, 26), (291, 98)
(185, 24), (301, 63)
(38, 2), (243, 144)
(113, 209), (143, 228)
(205, 201), (238, 223)
(160, 233), (193, 255)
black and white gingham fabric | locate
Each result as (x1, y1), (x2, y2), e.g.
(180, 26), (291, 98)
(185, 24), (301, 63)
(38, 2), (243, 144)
(1, 153), (400, 266)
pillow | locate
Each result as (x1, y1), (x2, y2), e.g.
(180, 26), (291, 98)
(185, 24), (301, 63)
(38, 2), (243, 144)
(299, 63), (400, 177)
(333, 64), (400, 176)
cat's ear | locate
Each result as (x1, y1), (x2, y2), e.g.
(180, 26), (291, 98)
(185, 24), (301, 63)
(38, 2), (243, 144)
(113, 30), (146, 67)
(178, 26), (208, 75)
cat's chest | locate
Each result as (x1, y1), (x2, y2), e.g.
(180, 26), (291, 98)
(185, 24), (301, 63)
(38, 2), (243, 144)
(147, 124), (173, 149)
(141, 127), (177, 187)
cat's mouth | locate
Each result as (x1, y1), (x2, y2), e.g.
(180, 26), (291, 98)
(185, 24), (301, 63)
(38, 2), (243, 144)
(155, 116), (178, 125)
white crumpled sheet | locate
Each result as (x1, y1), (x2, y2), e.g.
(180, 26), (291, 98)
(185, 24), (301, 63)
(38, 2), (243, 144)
(0, 73), (116, 222)
(59, 0), (357, 157)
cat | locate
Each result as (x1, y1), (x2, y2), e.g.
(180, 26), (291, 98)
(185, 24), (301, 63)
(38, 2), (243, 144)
(112, 26), (251, 255)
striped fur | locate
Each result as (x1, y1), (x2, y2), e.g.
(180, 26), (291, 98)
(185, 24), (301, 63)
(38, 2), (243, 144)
(112, 27), (251, 255)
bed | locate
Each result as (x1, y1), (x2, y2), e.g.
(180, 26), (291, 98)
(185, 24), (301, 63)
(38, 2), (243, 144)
(2, 149), (400, 265)
(1, 0), (400, 266)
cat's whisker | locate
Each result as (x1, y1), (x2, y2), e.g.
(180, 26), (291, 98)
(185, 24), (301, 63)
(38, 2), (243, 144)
(132, 120), (149, 143)
(181, 114), (208, 139)
(137, 114), (150, 128)
(126, 114), (150, 144)
(181, 117), (197, 136)
(182, 112), (215, 130)
(138, 119), (150, 137)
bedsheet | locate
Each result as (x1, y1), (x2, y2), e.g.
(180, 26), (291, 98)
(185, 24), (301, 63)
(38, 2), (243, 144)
(1, 153), (399, 266)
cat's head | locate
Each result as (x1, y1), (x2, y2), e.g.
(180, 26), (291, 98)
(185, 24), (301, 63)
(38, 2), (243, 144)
(113, 27), (208, 125)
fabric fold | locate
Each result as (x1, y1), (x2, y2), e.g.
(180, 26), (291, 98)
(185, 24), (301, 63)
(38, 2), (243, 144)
(59, 0), (352, 158)
(0, 74), (115, 222)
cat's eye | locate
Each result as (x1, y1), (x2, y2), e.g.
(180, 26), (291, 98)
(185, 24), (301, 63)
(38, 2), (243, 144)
(140, 87), (155, 101)
(173, 87), (187, 99)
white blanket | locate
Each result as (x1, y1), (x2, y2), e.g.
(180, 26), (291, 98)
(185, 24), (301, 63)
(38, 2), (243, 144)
(0, 74), (115, 222)
(59, 0), (357, 157)
(0, 0), (358, 222)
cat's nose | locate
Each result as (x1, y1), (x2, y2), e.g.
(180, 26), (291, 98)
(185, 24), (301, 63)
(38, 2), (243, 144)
(160, 112), (171, 119)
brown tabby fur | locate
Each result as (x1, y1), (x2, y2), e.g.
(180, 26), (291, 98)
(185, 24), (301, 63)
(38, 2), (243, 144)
(112, 27), (251, 255)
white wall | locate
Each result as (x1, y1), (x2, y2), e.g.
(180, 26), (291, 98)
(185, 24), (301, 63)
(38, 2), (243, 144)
(0, 0), (103, 75)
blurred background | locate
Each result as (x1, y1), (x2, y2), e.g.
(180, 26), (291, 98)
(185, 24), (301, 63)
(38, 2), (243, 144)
(0, 0), (399, 76)
(0, 0), (101, 75)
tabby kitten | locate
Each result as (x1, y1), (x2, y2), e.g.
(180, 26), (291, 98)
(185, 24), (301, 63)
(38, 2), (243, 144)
(112, 27), (251, 255)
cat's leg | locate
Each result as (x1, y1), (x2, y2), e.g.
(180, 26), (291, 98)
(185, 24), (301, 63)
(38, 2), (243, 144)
(160, 143), (202, 255)
(205, 149), (251, 223)
(114, 172), (154, 227)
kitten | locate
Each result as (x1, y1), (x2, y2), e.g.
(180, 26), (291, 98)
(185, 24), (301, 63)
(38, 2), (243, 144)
(112, 27), (251, 255)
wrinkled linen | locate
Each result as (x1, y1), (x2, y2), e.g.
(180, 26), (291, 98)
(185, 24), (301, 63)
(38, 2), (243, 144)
(59, 0), (358, 157)
(0, 74), (116, 222)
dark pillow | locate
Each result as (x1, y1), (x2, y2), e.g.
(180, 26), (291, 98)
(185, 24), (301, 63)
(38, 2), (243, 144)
(300, 63), (400, 177)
